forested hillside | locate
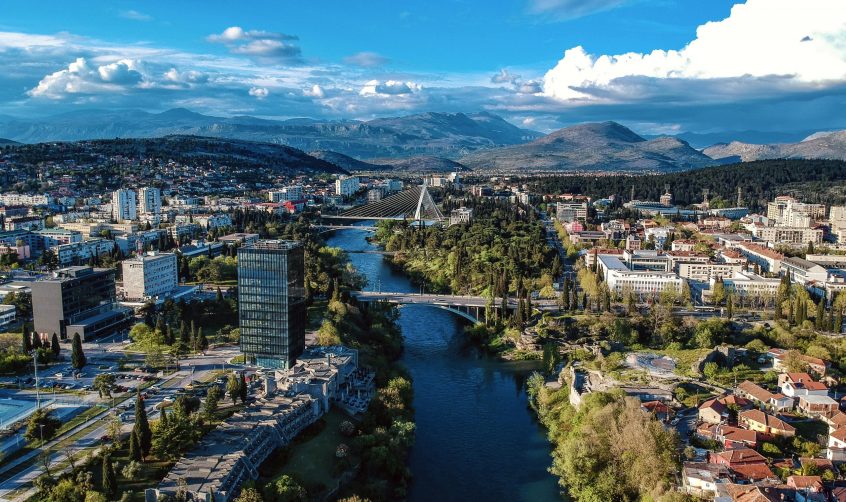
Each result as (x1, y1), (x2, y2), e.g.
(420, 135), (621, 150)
(526, 159), (846, 210)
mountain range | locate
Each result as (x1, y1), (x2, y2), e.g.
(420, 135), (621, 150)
(0, 109), (540, 159)
(459, 121), (716, 172)
(703, 131), (846, 163)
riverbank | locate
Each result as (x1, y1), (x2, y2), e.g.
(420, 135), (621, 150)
(326, 227), (561, 501)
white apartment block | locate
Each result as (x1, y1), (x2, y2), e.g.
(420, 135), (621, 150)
(122, 252), (178, 300)
(138, 187), (162, 216)
(0, 193), (53, 206)
(35, 228), (83, 247)
(53, 238), (115, 266)
(719, 271), (780, 299)
(749, 225), (823, 246)
(0, 304), (15, 330)
(676, 262), (744, 282)
(766, 196), (825, 226)
(195, 214), (232, 230)
(268, 185), (304, 203)
(556, 202), (588, 222)
(780, 257), (828, 285)
(597, 254), (685, 297)
(112, 189), (137, 223)
(335, 176), (360, 197)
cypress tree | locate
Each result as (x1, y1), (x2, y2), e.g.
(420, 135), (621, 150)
(50, 333), (60, 358)
(21, 325), (31, 353)
(102, 454), (117, 497)
(179, 320), (189, 344)
(239, 373), (248, 403)
(128, 428), (141, 462)
(31, 332), (42, 350)
(726, 295), (734, 320)
(133, 390), (152, 457)
(71, 333), (86, 369)
(198, 328), (208, 351)
(815, 298), (826, 330)
(835, 309), (843, 334)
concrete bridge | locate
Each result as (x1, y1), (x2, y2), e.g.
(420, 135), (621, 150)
(351, 291), (557, 323)
(313, 224), (377, 234)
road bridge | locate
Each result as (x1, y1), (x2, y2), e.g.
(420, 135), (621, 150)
(351, 291), (557, 323)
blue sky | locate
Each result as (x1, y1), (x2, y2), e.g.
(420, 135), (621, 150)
(1, 0), (844, 134)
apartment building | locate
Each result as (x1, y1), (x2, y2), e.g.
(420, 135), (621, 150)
(334, 176), (360, 197)
(111, 189), (137, 223)
(121, 252), (178, 301)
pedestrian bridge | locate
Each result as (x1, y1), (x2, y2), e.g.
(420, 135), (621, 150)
(351, 291), (557, 323)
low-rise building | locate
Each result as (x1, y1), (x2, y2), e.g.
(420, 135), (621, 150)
(449, 207), (473, 226)
(0, 304), (15, 330)
(781, 256), (829, 285)
(779, 372), (829, 398)
(738, 409), (796, 437)
(798, 395), (839, 416)
(53, 239), (115, 267)
(121, 252), (178, 301)
(596, 254), (685, 298)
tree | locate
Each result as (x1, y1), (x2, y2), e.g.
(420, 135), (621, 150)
(197, 327), (208, 352)
(726, 294), (734, 320)
(71, 333), (86, 369)
(101, 454), (117, 498)
(783, 350), (810, 373)
(703, 361), (720, 380)
(133, 391), (152, 458)
(235, 488), (264, 502)
(50, 333), (60, 358)
(21, 325), (31, 354)
(239, 373), (248, 404)
(273, 475), (308, 502)
(205, 385), (222, 418)
(227, 373), (240, 405)
(93, 374), (116, 399)
(25, 408), (61, 444)
(815, 297), (826, 330)
(32, 331), (42, 350)
(128, 428), (141, 462)
(711, 279), (726, 305)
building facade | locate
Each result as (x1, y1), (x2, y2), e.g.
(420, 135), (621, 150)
(238, 240), (306, 369)
(122, 252), (178, 301)
(334, 176), (360, 197)
(138, 187), (162, 216)
(111, 189), (137, 223)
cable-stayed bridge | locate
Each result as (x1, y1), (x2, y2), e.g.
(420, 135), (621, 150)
(326, 185), (444, 222)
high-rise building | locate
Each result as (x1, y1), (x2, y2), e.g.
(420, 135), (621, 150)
(122, 252), (178, 301)
(32, 266), (132, 340)
(138, 187), (162, 215)
(334, 176), (360, 197)
(237, 240), (306, 369)
(112, 189), (137, 223)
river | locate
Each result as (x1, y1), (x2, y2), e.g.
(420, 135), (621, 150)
(325, 228), (561, 502)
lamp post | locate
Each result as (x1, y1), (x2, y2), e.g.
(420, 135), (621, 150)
(32, 349), (41, 410)
(38, 423), (45, 449)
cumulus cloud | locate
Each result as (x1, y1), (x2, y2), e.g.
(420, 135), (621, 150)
(303, 84), (325, 98)
(163, 68), (209, 85)
(29, 57), (144, 98)
(543, 0), (846, 101)
(528, 0), (629, 20)
(248, 86), (269, 99)
(343, 51), (390, 68)
(491, 69), (521, 85)
(207, 26), (301, 63)
(359, 80), (421, 96)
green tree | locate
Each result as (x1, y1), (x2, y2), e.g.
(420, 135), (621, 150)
(235, 488), (264, 502)
(227, 373), (240, 405)
(25, 408), (61, 444)
(273, 475), (308, 502)
(239, 373), (248, 403)
(204, 385), (222, 418)
(128, 428), (141, 462)
(101, 454), (117, 498)
(711, 279), (726, 305)
(71, 333), (86, 369)
(133, 391), (152, 458)
(50, 333), (60, 358)
(93, 374), (116, 399)
(21, 324), (31, 353)
(703, 361), (720, 380)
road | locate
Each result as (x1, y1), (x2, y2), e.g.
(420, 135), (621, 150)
(0, 344), (242, 501)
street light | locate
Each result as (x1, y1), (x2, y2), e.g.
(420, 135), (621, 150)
(39, 423), (45, 448)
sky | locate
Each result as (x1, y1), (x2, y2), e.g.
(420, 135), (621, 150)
(1, 0), (845, 134)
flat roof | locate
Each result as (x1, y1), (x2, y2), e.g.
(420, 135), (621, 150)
(597, 254), (629, 271)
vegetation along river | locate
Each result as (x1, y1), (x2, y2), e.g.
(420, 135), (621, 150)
(325, 227), (560, 502)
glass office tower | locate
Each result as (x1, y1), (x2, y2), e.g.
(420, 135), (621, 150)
(237, 240), (306, 369)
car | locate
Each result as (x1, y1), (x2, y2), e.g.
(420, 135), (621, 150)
(100, 435), (111, 443)
(54, 372), (64, 379)
(670, 418), (680, 426)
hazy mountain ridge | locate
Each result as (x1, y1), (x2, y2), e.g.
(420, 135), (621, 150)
(0, 109), (541, 159)
(6, 135), (348, 175)
(703, 130), (846, 162)
(459, 121), (717, 173)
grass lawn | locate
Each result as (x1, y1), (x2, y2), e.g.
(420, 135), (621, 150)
(793, 419), (828, 442)
(261, 409), (349, 494)
(307, 300), (329, 331)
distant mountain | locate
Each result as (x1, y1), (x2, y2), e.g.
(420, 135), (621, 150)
(8, 135), (347, 175)
(0, 138), (18, 145)
(309, 150), (383, 172)
(646, 130), (820, 149)
(366, 156), (470, 173)
(703, 130), (846, 162)
(460, 121), (716, 173)
(0, 109), (541, 159)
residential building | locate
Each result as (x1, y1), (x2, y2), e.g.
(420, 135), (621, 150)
(798, 395), (839, 416)
(0, 194), (53, 206)
(738, 409), (796, 437)
(367, 188), (384, 203)
(218, 233), (259, 248)
(4, 216), (44, 232)
(0, 304), (15, 331)
(767, 196), (825, 226)
(828, 428), (846, 461)
(138, 187), (162, 216)
(35, 228), (83, 247)
(737, 242), (784, 273)
(334, 176), (360, 197)
(268, 185), (304, 203)
(238, 240), (306, 369)
(749, 225), (823, 246)
(449, 207), (473, 226)
(122, 252), (178, 301)
(771, 349), (828, 376)
(681, 462), (731, 498)
(31, 266), (131, 340)
(111, 189), (137, 222)
(735, 380), (793, 412)
(779, 372), (829, 398)
(556, 202), (588, 222)
(53, 239), (115, 267)
(781, 256), (828, 285)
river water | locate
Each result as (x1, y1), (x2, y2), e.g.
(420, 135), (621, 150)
(325, 228), (561, 502)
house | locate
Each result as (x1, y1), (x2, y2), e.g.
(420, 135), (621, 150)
(771, 349), (828, 376)
(738, 409), (796, 438)
(709, 447), (767, 468)
(681, 462), (731, 498)
(822, 411), (846, 433)
(786, 476), (825, 502)
(828, 427), (846, 461)
(725, 484), (796, 502)
(798, 394), (839, 417)
(736, 380), (793, 412)
(641, 400), (673, 422)
(699, 395), (752, 425)
(715, 425), (759, 449)
(779, 372), (829, 398)
(730, 462), (778, 483)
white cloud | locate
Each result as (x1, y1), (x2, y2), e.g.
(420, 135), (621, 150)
(248, 86), (269, 99)
(120, 10), (153, 21)
(491, 68), (521, 85)
(28, 57), (144, 98)
(528, 0), (629, 20)
(359, 80), (421, 96)
(343, 51), (390, 68)
(543, 0), (846, 101)
(163, 68), (209, 85)
(304, 84), (325, 98)
(207, 26), (301, 63)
